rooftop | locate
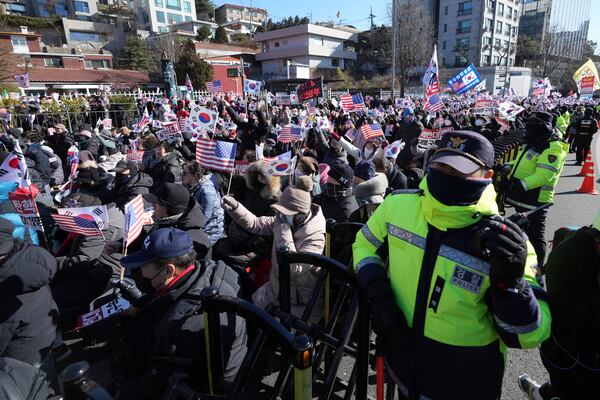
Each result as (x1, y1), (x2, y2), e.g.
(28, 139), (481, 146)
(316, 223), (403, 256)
(194, 41), (259, 54)
(26, 67), (150, 84)
(217, 3), (268, 14)
(254, 24), (359, 42)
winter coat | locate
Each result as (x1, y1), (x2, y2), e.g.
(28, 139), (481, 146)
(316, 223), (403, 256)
(238, 162), (281, 217)
(0, 357), (54, 400)
(149, 151), (183, 190)
(77, 136), (100, 158)
(54, 204), (124, 282)
(349, 173), (388, 223)
(225, 105), (270, 153)
(190, 176), (224, 244)
(395, 120), (424, 169)
(387, 163), (409, 190)
(118, 260), (247, 398)
(0, 182), (38, 245)
(0, 242), (58, 366)
(97, 152), (126, 175)
(111, 171), (154, 210)
(24, 143), (52, 184)
(315, 186), (358, 223)
(228, 203), (326, 321)
(41, 145), (63, 186)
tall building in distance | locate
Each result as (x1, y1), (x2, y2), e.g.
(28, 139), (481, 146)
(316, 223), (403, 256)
(214, 3), (267, 35)
(519, 0), (590, 60)
(129, 0), (197, 33)
(437, 0), (521, 68)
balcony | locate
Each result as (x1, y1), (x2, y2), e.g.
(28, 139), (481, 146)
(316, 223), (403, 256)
(457, 9), (472, 16)
(457, 28), (471, 34)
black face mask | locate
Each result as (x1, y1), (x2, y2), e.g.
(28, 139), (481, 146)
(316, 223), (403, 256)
(426, 169), (491, 206)
(131, 267), (163, 294)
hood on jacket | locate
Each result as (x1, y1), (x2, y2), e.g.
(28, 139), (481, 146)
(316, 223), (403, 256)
(419, 178), (498, 231)
(0, 243), (57, 296)
(354, 173), (388, 205)
(245, 161), (281, 199)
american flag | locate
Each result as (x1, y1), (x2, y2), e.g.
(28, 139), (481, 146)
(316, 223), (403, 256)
(51, 214), (101, 236)
(206, 80), (222, 93)
(195, 138), (237, 172)
(424, 93), (444, 112)
(124, 195), (150, 250)
(339, 93), (365, 113)
(135, 108), (151, 132)
(277, 124), (303, 143)
(360, 123), (384, 140)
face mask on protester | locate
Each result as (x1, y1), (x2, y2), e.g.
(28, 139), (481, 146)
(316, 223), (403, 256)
(444, 119), (452, 126)
(475, 119), (485, 127)
(131, 267), (164, 294)
(426, 168), (491, 206)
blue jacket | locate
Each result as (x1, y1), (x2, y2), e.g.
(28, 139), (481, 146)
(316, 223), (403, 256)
(190, 177), (224, 244)
(0, 182), (39, 245)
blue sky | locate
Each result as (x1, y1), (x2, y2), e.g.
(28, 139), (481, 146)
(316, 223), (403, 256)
(214, 0), (600, 51)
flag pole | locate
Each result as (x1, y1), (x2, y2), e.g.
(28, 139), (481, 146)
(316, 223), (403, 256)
(226, 170), (234, 196)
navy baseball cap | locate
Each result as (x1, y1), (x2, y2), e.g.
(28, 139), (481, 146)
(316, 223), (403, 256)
(430, 130), (495, 175)
(121, 227), (194, 270)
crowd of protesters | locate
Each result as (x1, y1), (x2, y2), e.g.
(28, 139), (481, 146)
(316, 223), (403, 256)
(0, 88), (599, 400)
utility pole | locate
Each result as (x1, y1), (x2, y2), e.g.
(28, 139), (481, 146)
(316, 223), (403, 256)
(391, 0), (397, 99)
(369, 7), (376, 66)
(504, 27), (512, 94)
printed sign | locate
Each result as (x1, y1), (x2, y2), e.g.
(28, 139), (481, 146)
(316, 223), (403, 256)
(473, 99), (495, 116)
(75, 297), (131, 330)
(156, 121), (184, 143)
(296, 77), (324, 102)
(418, 127), (453, 149)
(448, 64), (482, 95)
(8, 192), (44, 231)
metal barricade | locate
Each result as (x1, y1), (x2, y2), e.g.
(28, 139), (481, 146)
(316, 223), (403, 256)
(273, 248), (370, 400)
(161, 288), (313, 400)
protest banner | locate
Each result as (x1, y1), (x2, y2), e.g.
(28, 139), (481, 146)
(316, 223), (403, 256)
(448, 64), (482, 95)
(74, 297), (131, 330)
(296, 77), (324, 102)
(276, 92), (292, 106)
(126, 149), (144, 162)
(473, 99), (495, 116)
(580, 76), (595, 97)
(573, 58), (600, 91)
(8, 191), (44, 231)
(156, 121), (184, 143)
(418, 127), (453, 149)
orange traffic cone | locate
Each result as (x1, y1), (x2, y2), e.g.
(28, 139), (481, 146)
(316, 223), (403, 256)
(577, 158), (598, 195)
(578, 151), (593, 176)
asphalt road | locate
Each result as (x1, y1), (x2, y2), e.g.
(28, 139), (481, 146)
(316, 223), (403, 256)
(501, 139), (600, 400)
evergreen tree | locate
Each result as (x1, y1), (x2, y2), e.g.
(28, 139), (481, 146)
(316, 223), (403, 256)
(195, 0), (215, 21)
(214, 26), (229, 44)
(174, 43), (213, 88)
(196, 25), (211, 41)
(117, 35), (153, 73)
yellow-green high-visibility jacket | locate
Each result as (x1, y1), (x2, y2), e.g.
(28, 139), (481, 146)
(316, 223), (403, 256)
(352, 179), (551, 399)
(506, 137), (568, 208)
(556, 112), (570, 138)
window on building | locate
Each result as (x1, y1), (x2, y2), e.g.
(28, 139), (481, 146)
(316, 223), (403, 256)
(44, 58), (62, 67)
(184, 15), (192, 21)
(227, 68), (239, 77)
(506, 24), (512, 35)
(167, 13), (182, 23)
(493, 55), (500, 64)
(159, 26), (168, 33)
(155, 0), (163, 7)
(156, 11), (165, 22)
(332, 58), (339, 67)
(507, 6), (512, 16)
(456, 37), (470, 49)
(496, 20), (502, 33)
(443, 24), (447, 33)
(483, 55), (491, 65)
(487, 0), (495, 10)
(458, 1), (473, 16)
(444, 6), (448, 15)
(457, 19), (471, 34)
(11, 36), (26, 47)
(486, 18), (493, 30)
(504, 40), (509, 47)
(183, 1), (191, 12)
(483, 36), (491, 46)
(495, 38), (501, 46)
(85, 59), (110, 69)
(166, 0), (180, 11)
(70, 30), (102, 42)
(274, 42), (280, 47)
(74, 1), (89, 12)
(442, 40), (446, 50)
(497, 2), (504, 15)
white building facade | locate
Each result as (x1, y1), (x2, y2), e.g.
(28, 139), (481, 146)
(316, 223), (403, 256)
(254, 24), (358, 81)
(129, 0), (196, 33)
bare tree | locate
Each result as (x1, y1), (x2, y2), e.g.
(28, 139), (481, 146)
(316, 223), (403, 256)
(0, 42), (25, 83)
(388, 0), (435, 96)
(147, 33), (188, 63)
(521, 25), (573, 79)
(452, 43), (472, 67)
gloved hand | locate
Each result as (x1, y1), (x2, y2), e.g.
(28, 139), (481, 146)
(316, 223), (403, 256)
(362, 276), (408, 344)
(479, 218), (528, 289)
(221, 195), (238, 212)
(508, 178), (527, 196)
(110, 277), (143, 306)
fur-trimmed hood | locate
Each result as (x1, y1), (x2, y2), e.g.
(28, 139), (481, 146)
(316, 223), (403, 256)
(244, 161), (281, 200)
(78, 160), (98, 169)
(353, 173), (388, 205)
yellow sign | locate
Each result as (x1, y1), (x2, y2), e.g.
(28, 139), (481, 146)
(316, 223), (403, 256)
(573, 58), (600, 90)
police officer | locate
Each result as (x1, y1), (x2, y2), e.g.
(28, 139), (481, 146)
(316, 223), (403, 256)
(572, 107), (598, 165)
(353, 130), (551, 400)
(506, 111), (568, 267)
(555, 106), (570, 139)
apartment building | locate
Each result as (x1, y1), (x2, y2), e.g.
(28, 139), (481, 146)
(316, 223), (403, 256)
(214, 3), (267, 35)
(129, 0), (196, 33)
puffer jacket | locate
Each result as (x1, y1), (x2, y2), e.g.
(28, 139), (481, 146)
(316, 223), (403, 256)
(24, 143), (52, 184)
(0, 357), (54, 399)
(190, 175), (224, 244)
(41, 145), (63, 186)
(349, 173), (388, 223)
(0, 241), (58, 366)
(97, 152), (126, 175)
(0, 182), (38, 245)
(149, 151), (183, 190)
(228, 203), (326, 322)
(111, 171), (154, 210)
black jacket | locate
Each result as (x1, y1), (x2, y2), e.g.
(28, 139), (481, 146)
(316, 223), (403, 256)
(149, 152), (183, 190)
(24, 143), (52, 184)
(118, 260), (247, 398)
(225, 105), (270, 153)
(387, 164), (408, 191)
(111, 171), (154, 210)
(574, 116), (598, 137)
(0, 242), (58, 366)
(395, 120), (424, 170)
(315, 188), (358, 223)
